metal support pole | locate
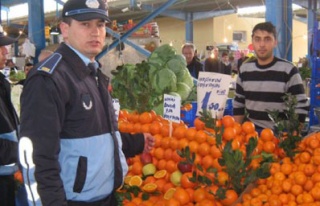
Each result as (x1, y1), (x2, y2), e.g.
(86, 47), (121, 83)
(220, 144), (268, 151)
(106, 27), (151, 57)
(266, 0), (292, 61)
(185, 12), (193, 42)
(97, 0), (177, 60)
(28, 0), (46, 64)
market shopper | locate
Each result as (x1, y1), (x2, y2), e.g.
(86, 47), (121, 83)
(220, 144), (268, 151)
(220, 51), (232, 75)
(182, 43), (203, 79)
(16, 63), (33, 85)
(0, 27), (19, 206)
(233, 22), (309, 131)
(18, 0), (155, 205)
(204, 46), (220, 73)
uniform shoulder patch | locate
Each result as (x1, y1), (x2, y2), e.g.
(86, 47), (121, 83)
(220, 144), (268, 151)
(37, 53), (62, 74)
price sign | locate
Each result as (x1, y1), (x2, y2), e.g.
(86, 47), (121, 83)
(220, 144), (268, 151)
(163, 94), (181, 123)
(197, 72), (232, 119)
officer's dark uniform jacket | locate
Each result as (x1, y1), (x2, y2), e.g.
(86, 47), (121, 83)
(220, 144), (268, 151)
(19, 43), (145, 206)
(0, 72), (19, 175)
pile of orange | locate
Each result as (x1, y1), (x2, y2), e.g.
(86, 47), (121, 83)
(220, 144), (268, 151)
(235, 132), (320, 206)
(118, 110), (286, 206)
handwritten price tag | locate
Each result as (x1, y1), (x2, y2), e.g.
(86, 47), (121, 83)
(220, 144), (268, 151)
(197, 72), (232, 119)
(163, 94), (181, 123)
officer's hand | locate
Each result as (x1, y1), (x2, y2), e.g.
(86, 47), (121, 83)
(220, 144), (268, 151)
(143, 133), (155, 153)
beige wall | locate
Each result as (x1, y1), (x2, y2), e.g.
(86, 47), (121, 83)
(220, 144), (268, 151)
(155, 14), (308, 63)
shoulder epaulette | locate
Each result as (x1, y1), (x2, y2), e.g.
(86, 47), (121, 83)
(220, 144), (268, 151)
(37, 53), (62, 74)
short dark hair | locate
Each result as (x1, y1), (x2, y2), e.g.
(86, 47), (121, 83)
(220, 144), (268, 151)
(251, 22), (276, 39)
(62, 17), (72, 25)
(25, 63), (33, 67)
(221, 52), (228, 57)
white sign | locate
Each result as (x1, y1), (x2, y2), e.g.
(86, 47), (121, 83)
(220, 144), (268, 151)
(112, 99), (120, 120)
(163, 94), (181, 123)
(197, 72), (232, 119)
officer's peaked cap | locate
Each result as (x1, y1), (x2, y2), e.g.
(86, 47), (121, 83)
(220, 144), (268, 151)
(62, 0), (110, 22)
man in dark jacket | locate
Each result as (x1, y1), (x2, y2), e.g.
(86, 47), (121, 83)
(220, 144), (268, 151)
(182, 43), (203, 79)
(204, 46), (220, 73)
(18, 0), (154, 205)
(0, 26), (19, 206)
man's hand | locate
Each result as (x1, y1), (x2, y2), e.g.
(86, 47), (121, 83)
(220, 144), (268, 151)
(143, 133), (155, 153)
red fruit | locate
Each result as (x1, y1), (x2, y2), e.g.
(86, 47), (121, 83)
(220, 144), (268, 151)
(140, 152), (153, 165)
(178, 162), (193, 173)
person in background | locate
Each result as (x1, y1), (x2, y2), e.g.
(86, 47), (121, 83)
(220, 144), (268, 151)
(0, 26), (19, 206)
(16, 63), (33, 85)
(18, 0), (155, 205)
(220, 51), (232, 75)
(233, 22), (309, 132)
(204, 46), (220, 73)
(181, 43), (203, 79)
(38, 49), (53, 62)
(237, 51), (246, 72)
(6, 59), (19, 71)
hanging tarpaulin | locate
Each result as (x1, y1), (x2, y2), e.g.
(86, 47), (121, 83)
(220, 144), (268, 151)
(22, 38), (36, 58)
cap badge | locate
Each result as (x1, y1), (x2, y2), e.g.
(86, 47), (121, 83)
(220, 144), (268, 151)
(86, 0), (100, 9)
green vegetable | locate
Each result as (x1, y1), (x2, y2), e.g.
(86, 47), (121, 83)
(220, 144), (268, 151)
(176, 82), (191, 101)
(9, 71), (25, 82)
(111, 44), (193, 114)
(151, 68), (177, 95)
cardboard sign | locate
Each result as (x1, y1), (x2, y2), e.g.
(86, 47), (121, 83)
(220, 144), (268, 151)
(112, 99), (120, 120)
(197, 72), (232, 119)
(163, 94), (181, 123)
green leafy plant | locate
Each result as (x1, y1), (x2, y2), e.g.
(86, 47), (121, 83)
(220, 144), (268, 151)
(111, 44), (194, 114)
(267, 93), (302, 158)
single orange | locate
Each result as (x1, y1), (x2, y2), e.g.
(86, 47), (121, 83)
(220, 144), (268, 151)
(263, 141), (276, 153)
(220, 189), (238, 206)
(260, 128), (274, 141)
(188, 140), (199, 153)
(129, 175), (142, 187)
(154, 147), (164, 160)
(165, 160), (177, 173)
(210, 145), (222, 158)
(156, 159), (167, 170)
(173, 125), (188, 140)
(164, 188), (176, 200)
(241, 121), (255, 134)
(195, 130), (207, 144)
(173, 187), (191, 205)
(180, 172), (196, 189)
(222, 115), (235, 128)
(193, 187), (207, 203)
(186, 127), (197, 141)
(198, 142), (210, 157)
(194, 117), (205, 130)
(144, 176), (156, 184)
(201, 155), (214, 169)
(139, 112), (153, 124)
(154, 169), (168, 179)
(142, 183), (158, 193)
(299, 151), (311, 164)
(131, 161), (143, 175)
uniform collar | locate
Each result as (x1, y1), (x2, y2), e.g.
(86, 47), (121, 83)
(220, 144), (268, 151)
(56, 43), (99, 80)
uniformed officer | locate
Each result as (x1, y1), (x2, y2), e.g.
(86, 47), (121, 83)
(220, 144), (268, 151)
(0, 25), (20, 206)
(18, 0), (155, 205)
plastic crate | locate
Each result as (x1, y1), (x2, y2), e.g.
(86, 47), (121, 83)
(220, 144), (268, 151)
(223, 98), (233, 116)
(181, 101), (197, 127)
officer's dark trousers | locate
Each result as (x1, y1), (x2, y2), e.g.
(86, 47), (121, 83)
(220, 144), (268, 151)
(0, 175), (16, 206)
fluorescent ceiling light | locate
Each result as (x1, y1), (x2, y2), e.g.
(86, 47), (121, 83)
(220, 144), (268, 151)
(237, 3), (302, 15)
